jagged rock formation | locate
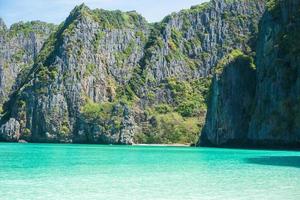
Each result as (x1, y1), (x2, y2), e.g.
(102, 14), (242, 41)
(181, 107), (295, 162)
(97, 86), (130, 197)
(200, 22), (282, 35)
(0, 19), (56, 111)
(248, 0), (300, 147)
(0, 0), (267, 144)
(200, 50), (256, 146)
(200, 0), (300, 148)
(0, 5), (149, 143)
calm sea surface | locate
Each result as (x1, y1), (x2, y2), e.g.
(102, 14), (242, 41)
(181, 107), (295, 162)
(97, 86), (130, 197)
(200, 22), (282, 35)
(0, 143), (299, 200)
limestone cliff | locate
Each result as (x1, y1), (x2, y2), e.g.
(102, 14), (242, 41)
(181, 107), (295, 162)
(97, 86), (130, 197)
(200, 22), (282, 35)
(200, 0), (300, 148)
(200, 50), (256, 146)
(0, 0), (266, 144)
(248, 0), (300, 147)
(0, 19), (56, 111)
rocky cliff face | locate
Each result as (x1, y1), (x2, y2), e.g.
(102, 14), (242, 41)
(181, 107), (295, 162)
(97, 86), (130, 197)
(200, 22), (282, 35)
(248, 0), (300, 147)
(125, 0), (265, 144)
(200, 0), (300, 148)
(0, 19), (56, 111)
(0, 0), (266, 144)
(1, 5), (149, 143)
(200, 50), (256, 146)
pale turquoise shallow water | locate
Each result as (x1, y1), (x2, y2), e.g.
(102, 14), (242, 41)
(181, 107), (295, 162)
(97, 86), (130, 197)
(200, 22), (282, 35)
(0, 143), (299, 200)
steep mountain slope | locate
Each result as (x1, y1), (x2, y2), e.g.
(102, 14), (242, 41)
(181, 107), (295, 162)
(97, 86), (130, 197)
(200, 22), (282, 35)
(0, 0), (265, 144)
(131, 0), (265, 144)
(200, 50), (256, 146)
(0, 5), (149, 143)
(200, 0), (300, 147)
(248, 0), (300, 146)
(0, 19), (56, 113)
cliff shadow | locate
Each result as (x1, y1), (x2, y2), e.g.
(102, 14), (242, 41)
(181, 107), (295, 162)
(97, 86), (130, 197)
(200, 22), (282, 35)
(245, 156), (300, 168)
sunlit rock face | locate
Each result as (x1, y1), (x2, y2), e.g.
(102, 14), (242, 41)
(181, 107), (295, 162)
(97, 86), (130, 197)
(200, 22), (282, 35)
(0, 0), (268, 144)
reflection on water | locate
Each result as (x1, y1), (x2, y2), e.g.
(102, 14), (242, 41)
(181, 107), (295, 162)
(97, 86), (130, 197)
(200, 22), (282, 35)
(246, 156), (300, 168)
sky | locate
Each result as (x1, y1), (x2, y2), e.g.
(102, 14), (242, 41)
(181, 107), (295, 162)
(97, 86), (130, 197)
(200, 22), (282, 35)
(0, 0), (208, 27)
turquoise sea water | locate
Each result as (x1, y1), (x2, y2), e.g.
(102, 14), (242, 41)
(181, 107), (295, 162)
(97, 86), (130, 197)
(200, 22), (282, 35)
(0, 143), (299, 200)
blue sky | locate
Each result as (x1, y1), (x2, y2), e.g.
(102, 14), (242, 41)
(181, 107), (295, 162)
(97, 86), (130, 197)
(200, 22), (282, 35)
(0, 0), (208, 27)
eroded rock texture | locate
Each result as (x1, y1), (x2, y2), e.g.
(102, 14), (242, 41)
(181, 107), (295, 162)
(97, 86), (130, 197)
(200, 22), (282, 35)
(5, 0), (294, 146)
(200, 0), (300, 148)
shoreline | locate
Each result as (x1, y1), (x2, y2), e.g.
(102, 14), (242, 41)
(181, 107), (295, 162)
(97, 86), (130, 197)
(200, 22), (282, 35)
(133, 143), (191, 147)
(0, 142), (298, 151)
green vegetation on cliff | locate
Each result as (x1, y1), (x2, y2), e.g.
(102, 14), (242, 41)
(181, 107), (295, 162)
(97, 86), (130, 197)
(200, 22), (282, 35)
(134, 112), (200, 144)
(266, 0), (280, 16)
(8, 21), (56, 38)
(0, 0), (268, 145)
(214, 50), (255, 75)
(81, 99), (124, 132)
(133, 77), (211, 144)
